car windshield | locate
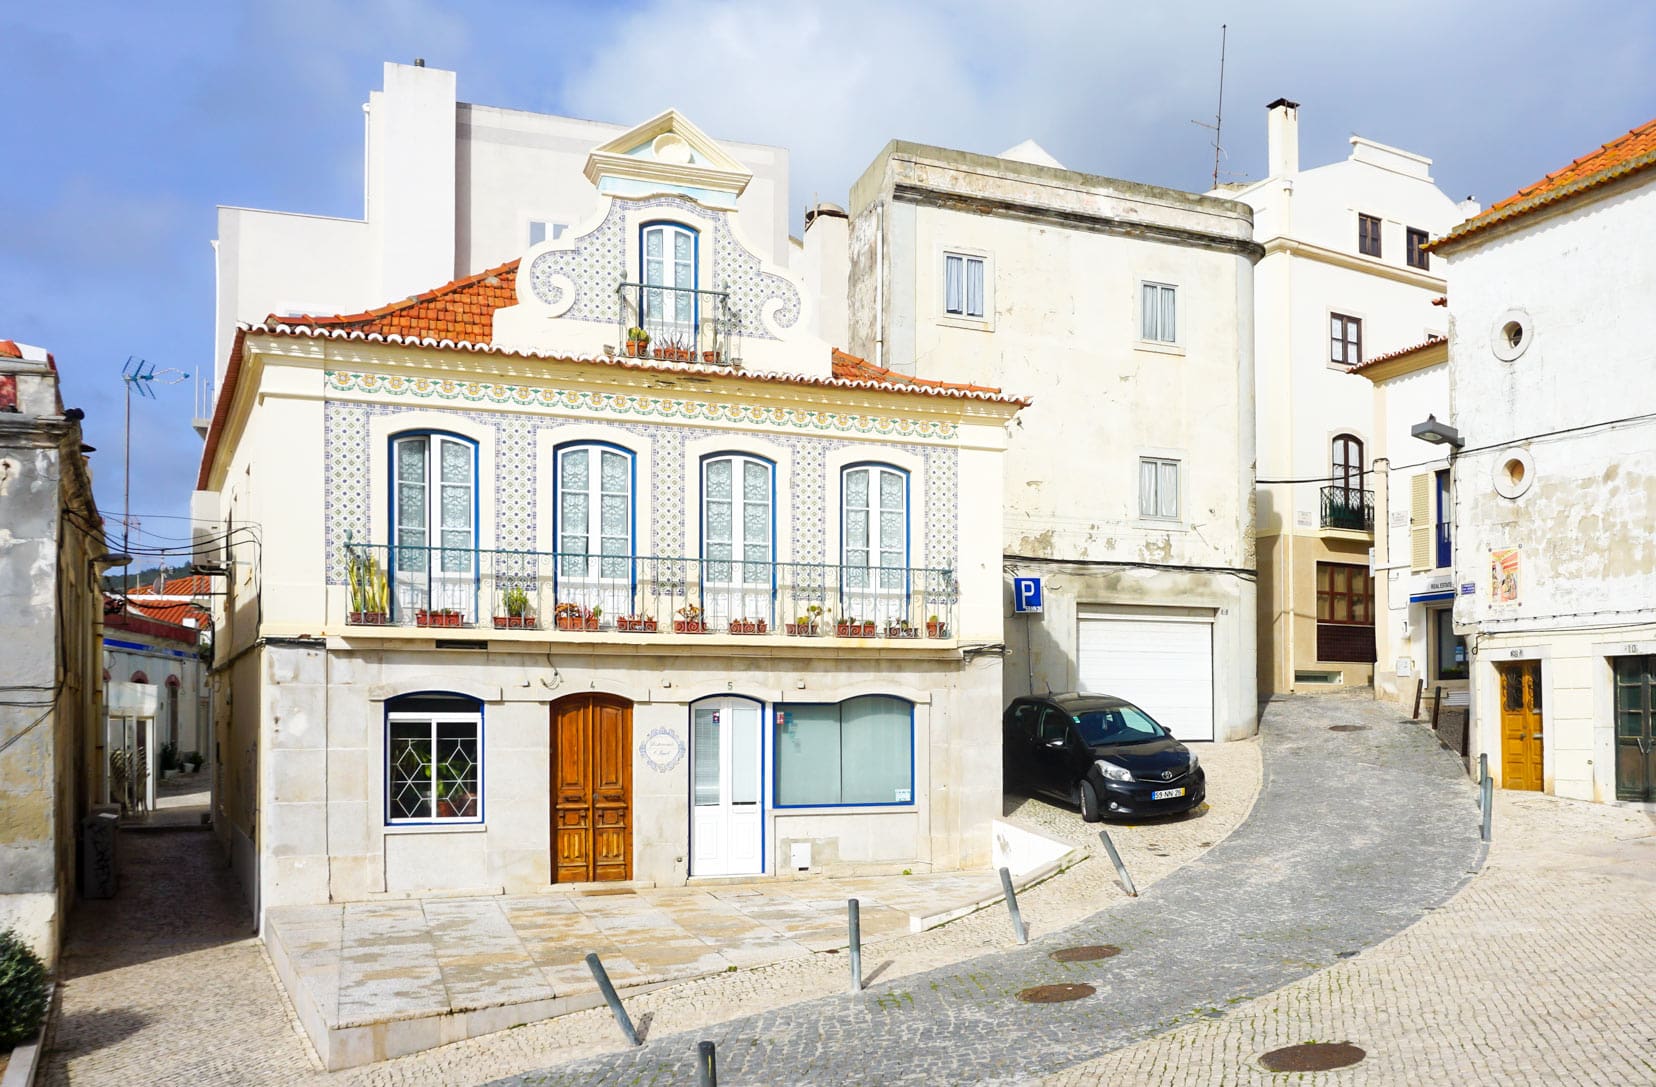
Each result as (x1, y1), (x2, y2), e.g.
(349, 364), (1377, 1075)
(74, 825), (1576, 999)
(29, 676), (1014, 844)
(1072, 705), (1166, 746)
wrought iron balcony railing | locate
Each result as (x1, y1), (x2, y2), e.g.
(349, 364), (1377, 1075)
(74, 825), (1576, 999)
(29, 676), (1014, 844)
(615, 282), (742, 367)
(340, 541), (959, 639)
(1319, 486), (1374, 532)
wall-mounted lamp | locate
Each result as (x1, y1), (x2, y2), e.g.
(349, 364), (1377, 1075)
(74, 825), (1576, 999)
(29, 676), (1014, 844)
(1410, 414), (1464, 449)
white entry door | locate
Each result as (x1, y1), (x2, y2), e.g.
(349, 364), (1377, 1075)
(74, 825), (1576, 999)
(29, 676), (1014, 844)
(690, 699), (763, 877)
(1078, 612), (1215, 741)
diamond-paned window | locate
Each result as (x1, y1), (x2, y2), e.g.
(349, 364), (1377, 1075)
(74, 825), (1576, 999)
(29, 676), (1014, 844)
(386, 698), (482, 824)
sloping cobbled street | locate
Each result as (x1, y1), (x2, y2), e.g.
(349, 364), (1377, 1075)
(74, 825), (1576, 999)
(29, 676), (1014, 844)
(491, 695), (1485, 1085)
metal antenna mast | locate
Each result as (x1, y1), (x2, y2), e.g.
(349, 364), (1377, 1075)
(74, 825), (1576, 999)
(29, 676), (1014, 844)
(120, 356), (188, 579)
(1190, 24), (1229, 189)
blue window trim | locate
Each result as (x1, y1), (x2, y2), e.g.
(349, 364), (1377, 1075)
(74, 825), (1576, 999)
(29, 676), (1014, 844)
(639, 220), (700, 336)
(838, 462), (911, 616)
(551, 440), (639, 605)
(771, 695), (917, 809)
(383, 691), (486, 827)
(388, 429), (481, 622)
(688, 693), (768, 875)
(698, 451), (778, 627)
(1434, 467), (1452, 570)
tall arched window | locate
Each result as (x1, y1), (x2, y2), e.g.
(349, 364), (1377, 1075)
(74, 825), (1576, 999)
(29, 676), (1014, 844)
(1332, 434), (1365, 493)
(391, 431), (477, 620)
(641, 222), (698, 344)
(702, 454), (772, 627)
(841, 464), (908, 624)
(555, 443), (635, 617)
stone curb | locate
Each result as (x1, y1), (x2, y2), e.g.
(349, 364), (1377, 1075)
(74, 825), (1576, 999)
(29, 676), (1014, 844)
(908, 846), (1089, 934)
(1, 983), (58, 1087)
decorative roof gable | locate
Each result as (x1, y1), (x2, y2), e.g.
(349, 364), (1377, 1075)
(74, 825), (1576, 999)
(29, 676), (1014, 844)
(583, 109), (753, 209)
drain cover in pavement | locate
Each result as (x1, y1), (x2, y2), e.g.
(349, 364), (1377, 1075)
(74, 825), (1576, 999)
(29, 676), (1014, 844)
(1258, 1042), (1366, 1071)
(1050, 945), (1121, 963)
(1328, 725), (1370, 732)
(1017, 983), (1095, 1003)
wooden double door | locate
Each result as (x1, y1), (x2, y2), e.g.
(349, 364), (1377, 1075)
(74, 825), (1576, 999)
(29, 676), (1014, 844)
(1497, 661), (1544, 791)
(552, 694), (632, 883)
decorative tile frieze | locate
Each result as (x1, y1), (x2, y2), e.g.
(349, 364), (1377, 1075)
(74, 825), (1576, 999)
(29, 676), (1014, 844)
(324, 369), (959, 441)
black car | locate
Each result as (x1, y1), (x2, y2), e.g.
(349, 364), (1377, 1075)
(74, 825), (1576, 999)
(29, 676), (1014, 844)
(1004, 693), (1206, 820)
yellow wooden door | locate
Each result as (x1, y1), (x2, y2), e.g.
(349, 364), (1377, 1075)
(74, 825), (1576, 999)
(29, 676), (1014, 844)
(1498, 662), (1544, 790)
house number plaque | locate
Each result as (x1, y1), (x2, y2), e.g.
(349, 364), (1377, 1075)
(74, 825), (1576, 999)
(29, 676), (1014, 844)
(640, 728), (686, 773)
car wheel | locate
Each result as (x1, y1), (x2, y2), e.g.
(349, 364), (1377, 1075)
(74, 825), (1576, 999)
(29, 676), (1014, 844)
(1079, 780), (1102, 822)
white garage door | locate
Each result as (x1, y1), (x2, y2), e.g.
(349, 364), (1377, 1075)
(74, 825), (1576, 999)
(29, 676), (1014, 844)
(1078, 613), (1214, 741)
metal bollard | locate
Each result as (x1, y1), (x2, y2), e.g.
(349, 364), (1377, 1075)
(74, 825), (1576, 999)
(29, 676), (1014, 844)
(697, 1040), (718, 1087)
(998, 866), (1028, 944)
(847, 898), (863, 993)
(1097, 829), (1138, 897)
(1480, 774), (1493, 843)
(1479, 752), (1489, 787)
(584, 952), (640, 1046)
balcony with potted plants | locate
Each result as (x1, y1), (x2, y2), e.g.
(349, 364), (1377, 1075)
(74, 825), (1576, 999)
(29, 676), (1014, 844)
(614, 282), (741, 367)
(336, 540), (959, 649)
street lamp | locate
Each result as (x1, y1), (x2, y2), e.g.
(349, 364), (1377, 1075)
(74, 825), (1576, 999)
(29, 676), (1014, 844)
(1411, 414), (1464, 449)
(119, 357), (189, 570)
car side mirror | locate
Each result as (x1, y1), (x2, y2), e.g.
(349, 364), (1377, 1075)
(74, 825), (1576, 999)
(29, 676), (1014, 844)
(1045, 737), (1066, 748)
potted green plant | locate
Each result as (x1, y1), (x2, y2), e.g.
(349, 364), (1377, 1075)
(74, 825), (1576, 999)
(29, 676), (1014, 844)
(887, 618), (918, 639)
(494, 585), (535, 629)
(347, 549), (390, 624)
(728, 617), (767, 635)
(616, 613), (657, 633)
(926, 614), (948, 638)
(554, 602), (599, 631)
(416, 607), (463, 629)
(673, 602), (707, 634)
(626, 327), (650, 357)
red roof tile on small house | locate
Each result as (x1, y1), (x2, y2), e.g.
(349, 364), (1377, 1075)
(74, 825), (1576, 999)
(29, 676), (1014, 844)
(272, 259), (521, 343)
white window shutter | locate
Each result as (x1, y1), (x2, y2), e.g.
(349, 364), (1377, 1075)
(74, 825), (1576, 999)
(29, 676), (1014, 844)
(1409, 473), (1432, 572)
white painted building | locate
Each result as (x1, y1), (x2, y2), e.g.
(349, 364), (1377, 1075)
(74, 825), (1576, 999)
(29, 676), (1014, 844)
(196, 72), (1025, 923)
(847, 140), (1260, 744)
(1429, 117), (1656, 805)
(1224, 100), (1468, 695)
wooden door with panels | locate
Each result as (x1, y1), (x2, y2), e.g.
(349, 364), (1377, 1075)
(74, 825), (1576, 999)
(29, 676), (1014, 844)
(551, 694), (633, 883)
(1497, 661), (1544, 791)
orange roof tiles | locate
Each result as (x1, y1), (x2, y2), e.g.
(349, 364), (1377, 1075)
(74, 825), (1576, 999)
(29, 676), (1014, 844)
(829, 348), (1011, 398)
(1435, 117), (1656, 249)
(1348, 335), (1446, 375)
(0, 340), (21, 358)
(272, 259), (520, 342)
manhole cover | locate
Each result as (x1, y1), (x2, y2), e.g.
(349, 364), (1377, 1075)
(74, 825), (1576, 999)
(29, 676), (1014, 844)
(1017, 983), (1095, 1003)
(1328, 725), (1370, 732)
(1050, 945), (1121, 963)
(1258, 1042), (1366, 1072)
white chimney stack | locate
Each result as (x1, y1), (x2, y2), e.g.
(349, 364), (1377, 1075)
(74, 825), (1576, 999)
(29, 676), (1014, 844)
(1267, 98), (1300, 178)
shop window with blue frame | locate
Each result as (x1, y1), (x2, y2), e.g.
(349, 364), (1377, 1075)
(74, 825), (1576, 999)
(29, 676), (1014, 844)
(386, 693), (483, 824)
(774, 695), (913, 806)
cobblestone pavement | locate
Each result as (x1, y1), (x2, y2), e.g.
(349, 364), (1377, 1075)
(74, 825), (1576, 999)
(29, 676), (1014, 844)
(488, 694), (1483, 1085)
(38, 732), (1260, 1087)
(1042, 787), (1656, 1086)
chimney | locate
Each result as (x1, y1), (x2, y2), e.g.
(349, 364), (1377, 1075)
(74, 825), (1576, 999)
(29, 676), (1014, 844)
(1267, 98), (1300, 178)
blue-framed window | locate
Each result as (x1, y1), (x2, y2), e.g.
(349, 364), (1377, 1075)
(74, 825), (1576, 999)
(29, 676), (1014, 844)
(390, 430), (479, 620)
(641, 221), (698, 337)
(1434, 468), (1452, 570)
(385, 692), (483, 825)
(555, 442), (635, 579)
(773, 696), (914, 807)
(702, 453), (774, 625)
(841, 464), (907, 622)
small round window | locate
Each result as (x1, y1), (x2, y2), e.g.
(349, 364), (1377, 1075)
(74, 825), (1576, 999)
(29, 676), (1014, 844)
(1491, 309), (1532, 361)
(1493, 447), (1534, 499)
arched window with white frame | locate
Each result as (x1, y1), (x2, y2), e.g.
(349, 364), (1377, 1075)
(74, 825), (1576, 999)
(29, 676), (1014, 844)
(701, 453), (772, 628)
(392, 431), (477, 622)
(841, 463), (908, 626)
(555, 442), (635, 621)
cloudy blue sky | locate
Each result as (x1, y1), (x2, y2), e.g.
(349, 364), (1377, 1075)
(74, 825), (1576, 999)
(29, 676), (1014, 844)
(2, 1), (1652, 548)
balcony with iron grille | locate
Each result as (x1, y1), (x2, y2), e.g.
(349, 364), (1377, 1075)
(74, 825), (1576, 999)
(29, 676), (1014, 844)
(1319, 485), (1374, 533)
(339, 541), (959, 643)
(615, 282), (743, 367)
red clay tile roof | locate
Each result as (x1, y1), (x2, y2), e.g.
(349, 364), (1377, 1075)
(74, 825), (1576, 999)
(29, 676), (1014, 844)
(1434, 117), (1656, 249)
(0, 340), (21, 358)
(272, 259), (520, 342)
(121, 575), (212, 629)
(1348, 335), (1446, 376)
(830, 348), (1010, 397)
(128, 574), (213, 598)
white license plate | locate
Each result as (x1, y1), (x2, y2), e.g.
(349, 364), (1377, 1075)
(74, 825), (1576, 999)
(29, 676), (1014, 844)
(1151, 787), (1186, 800)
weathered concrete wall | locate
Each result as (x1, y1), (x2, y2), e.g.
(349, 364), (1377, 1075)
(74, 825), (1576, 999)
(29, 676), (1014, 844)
(0, 349), (103, 967)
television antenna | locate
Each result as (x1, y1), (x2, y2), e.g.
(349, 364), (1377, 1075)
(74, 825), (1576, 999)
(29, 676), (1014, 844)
(1189, 24), (1228, 190)
(120, 356), (189, 567)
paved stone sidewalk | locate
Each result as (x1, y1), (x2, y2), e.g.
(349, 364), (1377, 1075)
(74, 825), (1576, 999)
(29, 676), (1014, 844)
(1042, 787), (1656, 1086)
(40, 733), (1260, 1086)
(488, 695), (1483, 1085)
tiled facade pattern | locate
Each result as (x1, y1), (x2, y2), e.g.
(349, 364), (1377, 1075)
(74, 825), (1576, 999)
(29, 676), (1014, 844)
(322, 399), (957, 585)
(527, 195), (800, 339)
